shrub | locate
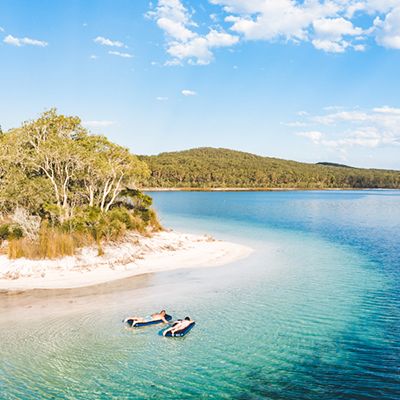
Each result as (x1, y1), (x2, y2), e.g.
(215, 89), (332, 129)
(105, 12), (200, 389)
(129, 215), (146, 233)
(61, 207), (102, 234)
(107, 207), (133, 229)
(99, 218), (126, 242)
(0, 224), (24, 241)
(5, 203), (161, 259)
(148, 209), (162, 231)
(0, 224), (10, 241)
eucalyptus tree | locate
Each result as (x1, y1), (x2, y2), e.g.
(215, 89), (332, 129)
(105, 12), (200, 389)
(6, 110), (86, 221)
(0, 109), (150, 222)
(78, 135), (150, 213)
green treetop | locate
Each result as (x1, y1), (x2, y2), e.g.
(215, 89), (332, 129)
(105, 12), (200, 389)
(0, 109), (150, 220)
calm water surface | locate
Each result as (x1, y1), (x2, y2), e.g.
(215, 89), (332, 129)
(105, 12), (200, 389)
(0, 191), (399, 399)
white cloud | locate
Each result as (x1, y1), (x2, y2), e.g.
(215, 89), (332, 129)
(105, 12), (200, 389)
(210, 13), (219, 22)
(353, 43), (366, 51)
(206, 29), (239, 47)
(150, 0), (196, 41)
(83, 120), (115, 128)
(108, 51), (133, 58)
(3, 34), (48, 47)
(297, 131), (323, 143)
(181, 89), (197, 96)
(312, 39), (349, 53)
(203, 1), (400, 54)
(148, 1), (400, 60)
(313, 17), (363, 41)
(0, 27), (4, 32)
(364, 1), (400, 15)
(89, 54), (98, 60)
(148, 0), (239, 65)
(292, 106), (400, 151)
(312, 17), (364, 52)
(312, 110), (374, 125)
(374, 6), (400, 49)
(167, 37), (213, 65)
(157, 16), (196, 42)
(297, 110), (309, 116)
(164, 59), (183, 66)
(94, 36), (126, 48)
(373, 106), (400, 114)
(156, 96), (169, 101)
(315, 128), (387, 149)
(215, 0), (344, 43)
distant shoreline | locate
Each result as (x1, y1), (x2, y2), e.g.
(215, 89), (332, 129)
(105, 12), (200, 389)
(140, 148), (400, 191)
(143, 187), (398, 192)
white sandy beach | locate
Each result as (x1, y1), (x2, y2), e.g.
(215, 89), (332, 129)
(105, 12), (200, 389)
(0, 231), (252, 291)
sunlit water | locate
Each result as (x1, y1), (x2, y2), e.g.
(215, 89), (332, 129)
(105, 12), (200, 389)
(1, 191), (399, 399)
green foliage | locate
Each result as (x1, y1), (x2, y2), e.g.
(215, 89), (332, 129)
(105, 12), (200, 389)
(0, 224), (10, 241)
(147, 209), (162, 232)
(140, 147), (400, 189)
(0, 110), (160, 259)
(0, 224), (23, 241)
(0, 109), (151, 218)
(118, 188), (153, 210)
(61, 206), (150, 240)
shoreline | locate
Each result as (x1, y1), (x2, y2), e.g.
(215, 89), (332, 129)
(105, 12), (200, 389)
(0, 231), (253, 292)
(142, 187), (398, 192)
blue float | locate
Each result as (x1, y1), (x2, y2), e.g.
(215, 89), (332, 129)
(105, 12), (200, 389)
(124, 314), (172, 327)
(162, 321), (196, 337)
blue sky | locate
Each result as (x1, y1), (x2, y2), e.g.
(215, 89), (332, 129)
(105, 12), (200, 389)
(1, 0), (400, 169)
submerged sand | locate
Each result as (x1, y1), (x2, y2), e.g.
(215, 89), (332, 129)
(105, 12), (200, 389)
(0, 231), (252, 291)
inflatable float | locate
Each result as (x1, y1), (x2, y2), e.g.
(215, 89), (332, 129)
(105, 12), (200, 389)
(163, 321), (196, 337)
(124, 314), (172, 327)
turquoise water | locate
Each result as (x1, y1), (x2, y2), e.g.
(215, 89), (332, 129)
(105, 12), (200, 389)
(0, 191), (399, 399)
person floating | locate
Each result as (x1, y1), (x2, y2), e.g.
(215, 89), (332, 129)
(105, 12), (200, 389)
(124, 310), (171, 327)
(163, 316), (195, 337)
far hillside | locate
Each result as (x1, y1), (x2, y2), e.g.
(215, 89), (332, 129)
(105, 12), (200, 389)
(316, 162), (354, 168)
(140, 148), (400, 189)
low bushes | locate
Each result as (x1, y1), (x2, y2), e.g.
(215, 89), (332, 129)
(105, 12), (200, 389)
(4, 205), (162, 259)
(62, 206), (154, 240)
(0, 224), (24, 242)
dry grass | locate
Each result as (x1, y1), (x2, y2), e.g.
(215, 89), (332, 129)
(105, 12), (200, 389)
(8, 227), (93, 260)
(148, 210), (163, 232)
(5, 213), (161, 259)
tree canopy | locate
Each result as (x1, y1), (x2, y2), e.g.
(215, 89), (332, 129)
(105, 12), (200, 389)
(0, 109), (150, 220)
(140, 147), (400, 189)
(0, 110), (159, 258)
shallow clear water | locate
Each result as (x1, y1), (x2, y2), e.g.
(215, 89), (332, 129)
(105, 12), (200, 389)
(1, 191), (399, 399)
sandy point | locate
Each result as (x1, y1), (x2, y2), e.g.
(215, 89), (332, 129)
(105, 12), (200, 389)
(0, 231), (253, 291)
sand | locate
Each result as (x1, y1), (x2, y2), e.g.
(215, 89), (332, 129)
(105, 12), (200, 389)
(0, 231), (252, 291)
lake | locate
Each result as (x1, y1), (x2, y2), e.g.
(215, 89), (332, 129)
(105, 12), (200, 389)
(1, 191), (399, 399)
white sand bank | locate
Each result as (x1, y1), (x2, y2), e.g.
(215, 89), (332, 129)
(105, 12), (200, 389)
(0, 231), (252, 291)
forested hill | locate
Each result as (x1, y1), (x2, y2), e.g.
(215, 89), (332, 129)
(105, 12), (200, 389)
(139, 148), (400, 189)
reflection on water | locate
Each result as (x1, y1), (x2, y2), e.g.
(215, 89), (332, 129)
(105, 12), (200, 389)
(1, 191), (399, 399)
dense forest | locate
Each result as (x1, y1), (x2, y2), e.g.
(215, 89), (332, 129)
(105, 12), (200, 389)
(140, 148), (400, 189)
(0, 110), (160, 259)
